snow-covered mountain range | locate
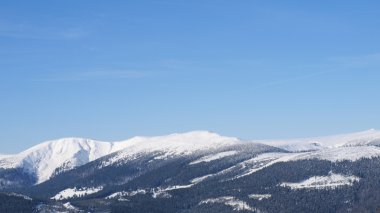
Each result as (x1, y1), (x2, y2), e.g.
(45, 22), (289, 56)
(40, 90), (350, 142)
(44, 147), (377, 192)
(1, 129), (380, 184)
(0, 131), (240, 183)
(2, 129), (380, 212)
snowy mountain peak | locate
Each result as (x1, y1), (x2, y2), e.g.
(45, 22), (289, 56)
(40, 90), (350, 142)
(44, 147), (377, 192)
(114, 131), (241, 152)
(0, 138), (128, 184)
(99, 131), (243, 168)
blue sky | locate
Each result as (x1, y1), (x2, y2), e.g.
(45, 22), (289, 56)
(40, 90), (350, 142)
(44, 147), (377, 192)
(1, 1), (380, 153)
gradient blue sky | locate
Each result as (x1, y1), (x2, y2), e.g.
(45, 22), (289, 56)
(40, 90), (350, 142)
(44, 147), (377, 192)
(1, 1), (380, 153)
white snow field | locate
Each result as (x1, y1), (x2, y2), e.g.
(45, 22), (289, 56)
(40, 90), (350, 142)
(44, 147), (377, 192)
(280, 173), (360, 190)
(51, 186), (103, 200)
(199, 196), (257, 211)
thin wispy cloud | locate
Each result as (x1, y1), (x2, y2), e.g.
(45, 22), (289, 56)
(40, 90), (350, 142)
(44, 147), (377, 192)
(0, 20), (88, 40)
(330, 53), (380, 68)
(254, 71), (337, 89)
(32, 70), (149, 82)
(253, 53), (380, 89)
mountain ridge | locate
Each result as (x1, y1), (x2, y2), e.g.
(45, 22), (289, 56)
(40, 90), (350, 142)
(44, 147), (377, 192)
(1, 129), (379, 185)
(0, 131), (241, 184)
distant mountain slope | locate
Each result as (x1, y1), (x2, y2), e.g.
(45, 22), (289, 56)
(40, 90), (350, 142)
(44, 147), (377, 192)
(257, 129), (380, 152)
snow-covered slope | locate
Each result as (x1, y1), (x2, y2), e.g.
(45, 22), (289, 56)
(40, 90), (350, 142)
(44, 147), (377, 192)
(100, 131), (242, 167)
(280, 173), (360, 190)
(291, 146), (380, 162)
(258, 129), (380, 152)
(199, 196), (256, 211)
(51, 186), (103, 200)
(233, 145), (380, 178)
(0, 154), (13, 159)
(279, 142), (325, 152)
(0, 138), (132, 183)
